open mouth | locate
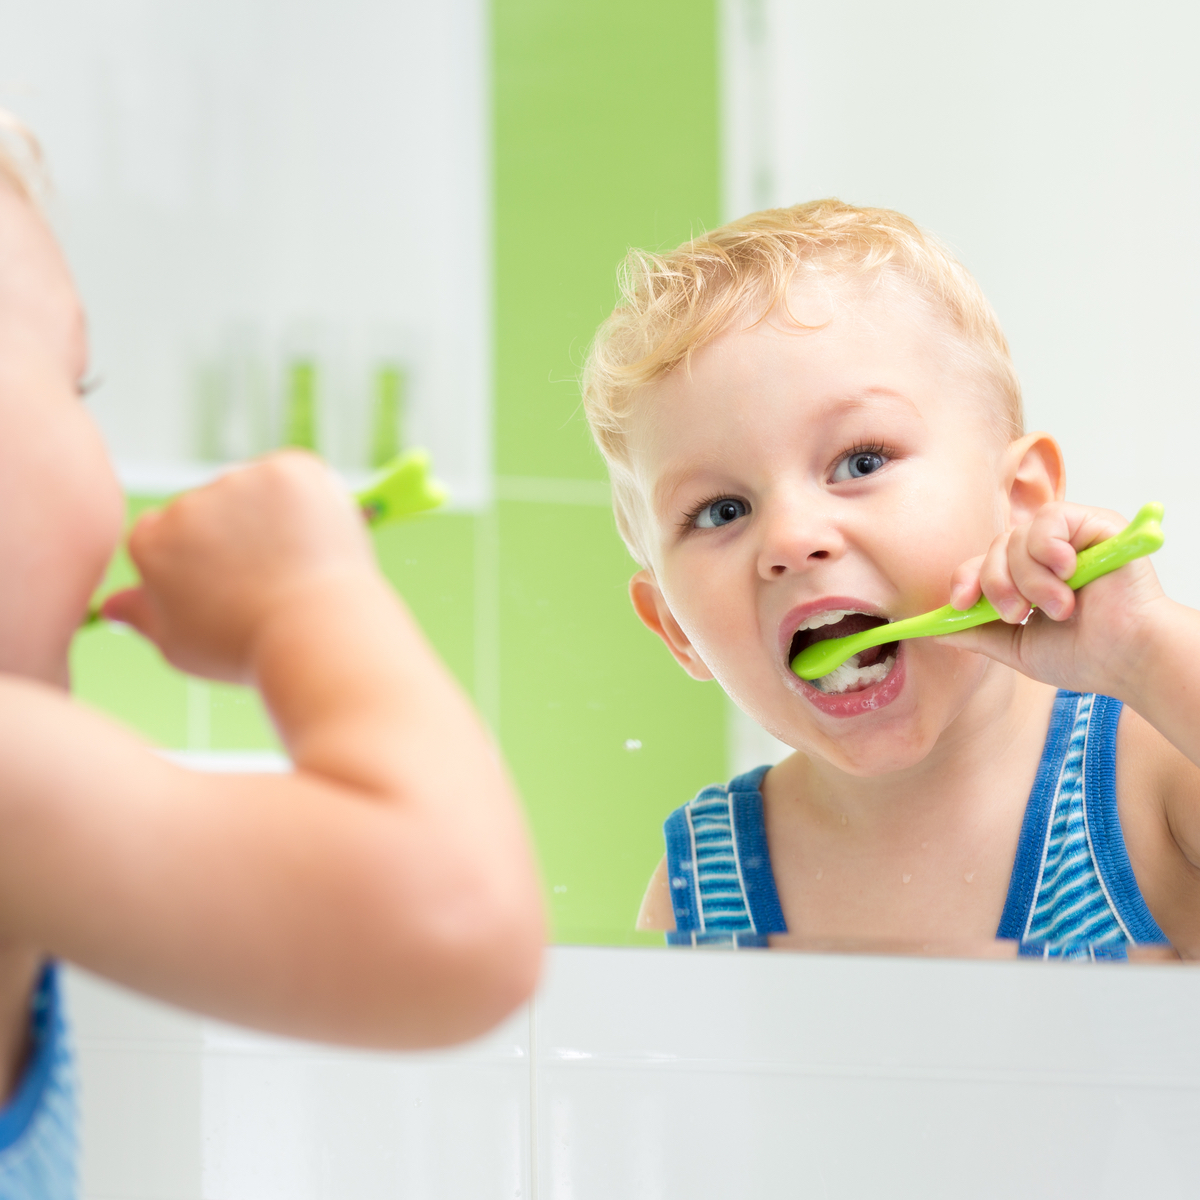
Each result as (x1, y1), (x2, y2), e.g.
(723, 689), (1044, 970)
(787, 610), (899, 695)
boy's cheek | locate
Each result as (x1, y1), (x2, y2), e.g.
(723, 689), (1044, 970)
(896, 519), (994, 611)
(45, 416), (125, 613)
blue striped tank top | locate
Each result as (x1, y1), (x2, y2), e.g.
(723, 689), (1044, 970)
(664, 690), (1169, 958)
(0, 963), (78, 1199)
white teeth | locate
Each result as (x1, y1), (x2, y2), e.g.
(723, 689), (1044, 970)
(796, 608), (857, 632)
(813, 653), (896, 695)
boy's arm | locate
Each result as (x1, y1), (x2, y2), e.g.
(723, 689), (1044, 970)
(0, 455), (544, 1048)
(637, 855), (676, 931)
(940, 501), (1200, 949)
(1111, 603), (1200, 931)
(1116, 600), (1200, 782)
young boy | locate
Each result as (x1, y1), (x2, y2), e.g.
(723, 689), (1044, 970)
(583, 199), (1200, 959)
(0, 128), (543, 1190)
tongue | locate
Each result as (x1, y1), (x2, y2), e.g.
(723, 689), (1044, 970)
(855, 643), (888, 668)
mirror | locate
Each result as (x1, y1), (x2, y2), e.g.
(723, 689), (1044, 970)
(6, 0), (1199, 960)
(656, 0), (1200, 961)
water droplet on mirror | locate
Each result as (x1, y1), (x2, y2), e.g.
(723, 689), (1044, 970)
(624, 738), (642, 751)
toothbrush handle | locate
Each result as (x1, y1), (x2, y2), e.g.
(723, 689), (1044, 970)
(1064, 501), (1164, 591)
(916, 502), (1165, 634)
(792, 503), (1165, 680)
(893, 501), (1166, 642)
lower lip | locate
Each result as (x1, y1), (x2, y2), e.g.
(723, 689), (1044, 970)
(796, 645), (907, 719)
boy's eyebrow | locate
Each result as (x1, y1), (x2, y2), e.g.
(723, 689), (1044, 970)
(834, 387), (923, 420)
(651, 460), (718, 519)
(649, 387), (922, 518)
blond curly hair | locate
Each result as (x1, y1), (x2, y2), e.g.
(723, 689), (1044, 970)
(582, 199), (1023, 566)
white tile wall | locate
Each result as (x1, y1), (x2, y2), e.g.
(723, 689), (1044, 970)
(199, 1019), (530, 1199)
(718, 0), (1200, 609)
(3, 0), (493, 506)
(68, 946), (1200, 1199)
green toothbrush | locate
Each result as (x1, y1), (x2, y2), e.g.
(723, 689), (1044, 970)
(354, 447), (447, 526)
(81, 449), (447, 628)
(791, 502), (1165, 682)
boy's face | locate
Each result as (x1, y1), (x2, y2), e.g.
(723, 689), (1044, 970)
(0, 181), (124, 686)
(627, 282), (1026, 776)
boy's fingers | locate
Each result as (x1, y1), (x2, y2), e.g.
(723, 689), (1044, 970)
(978, 532), (1030, 624)
(125, 508), (165, 572)
(1001, 503), (1127, 623)
(1007, 525), (1075, 621)
(1032, 502), (1125, 562)
(1024, 509), (1077, 581)
(1064, 504), (1125, 554)
(948, 555), (985, 611)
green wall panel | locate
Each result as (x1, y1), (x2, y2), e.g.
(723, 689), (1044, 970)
(373, 512), (478, 701)
(493, 0), (724, 943)
(71, 496), (192, 745)
(71, 625), (191, 747)
(494, 0), (721, 480)
(497, 500), (727, 945)
(73, 505), (478, 751)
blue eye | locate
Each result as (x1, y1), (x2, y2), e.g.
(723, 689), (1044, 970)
(832, 450), (888, 482)
(694, 498), (749, 528)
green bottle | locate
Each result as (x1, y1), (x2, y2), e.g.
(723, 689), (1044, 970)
(368, 363), (405, 469)
(283, 360), (319, 451)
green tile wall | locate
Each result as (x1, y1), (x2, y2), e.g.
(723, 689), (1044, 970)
(496, 500), (727, 944)
(494, 0), (722, 481)
(73, 0), (725, 946)
(493, 0), (727, 943)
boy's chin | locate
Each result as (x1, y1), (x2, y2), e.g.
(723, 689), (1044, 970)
(817, 733), (941, 779)
(797, 650), (994, 776)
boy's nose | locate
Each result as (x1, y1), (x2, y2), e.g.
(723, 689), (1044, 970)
(756, 505), (845, 580)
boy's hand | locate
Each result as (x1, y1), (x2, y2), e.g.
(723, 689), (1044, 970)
(103, 452), (376, 683)
(935, 501), (1169, 700)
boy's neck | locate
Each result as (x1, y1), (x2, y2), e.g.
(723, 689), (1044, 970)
(773, 665), (1059, 832)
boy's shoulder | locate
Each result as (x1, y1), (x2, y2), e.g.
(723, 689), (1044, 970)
(637, 769), (773, 935)
(661, 766), (785, 942)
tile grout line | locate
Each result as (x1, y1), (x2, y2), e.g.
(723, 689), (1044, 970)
(473, 504), (501, 733)
(528, 993), (540, 1199)
(494, 474), (611, 507)
(185, 679), (211, 752)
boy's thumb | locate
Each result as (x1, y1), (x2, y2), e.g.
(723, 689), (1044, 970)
(101, 587), (160, 643)
(930, 621), (1022, 668)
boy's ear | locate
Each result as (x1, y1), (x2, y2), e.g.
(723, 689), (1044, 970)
(1002, 431), (1066, 527)
(629, 570), (714, 682)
